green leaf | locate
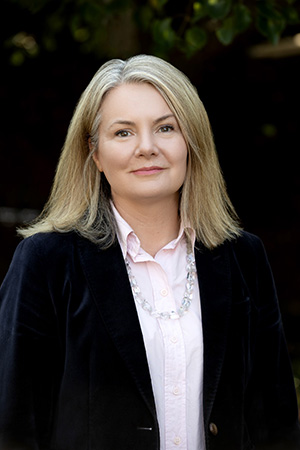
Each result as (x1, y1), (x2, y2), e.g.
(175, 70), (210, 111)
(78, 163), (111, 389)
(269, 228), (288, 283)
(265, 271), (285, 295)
(256, 4), (286, 45)
(10, 50), (25, 66)
(261, 123), (277, 138)
(81, 3), (104, 24)
(42, 36), (57, 52)
(216, 4), (252, 45)
(204, 0), (232, 19)
(152, 18), (177, 51)
(257, 1), (279, 18)
(135, 5), (154, 31)
(150, 0), (169, 11)
(233, 4), (252, 33)
(192, 2), (207, 22)
(216, 16), (235, 45)
(283, 6), (300, 24)
(46, 13), (65, 34)
(69, 14), (81, 35)
(185, 27), (207, 53)
(73, 28), (90, 43)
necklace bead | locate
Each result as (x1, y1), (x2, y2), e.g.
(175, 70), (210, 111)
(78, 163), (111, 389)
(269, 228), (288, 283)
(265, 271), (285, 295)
(125, 239), (196, 320)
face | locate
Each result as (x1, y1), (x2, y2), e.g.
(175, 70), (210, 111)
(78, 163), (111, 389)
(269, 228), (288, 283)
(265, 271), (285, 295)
(92, 83), (188, 209)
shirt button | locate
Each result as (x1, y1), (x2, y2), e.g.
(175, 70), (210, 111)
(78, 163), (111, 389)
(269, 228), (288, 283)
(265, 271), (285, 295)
(209, 422), (218, 436)
(173, 436), (181, 445)
(173, 386), (180, 395)
(160, 288), (168, 296)
(170, 336), (178, 344)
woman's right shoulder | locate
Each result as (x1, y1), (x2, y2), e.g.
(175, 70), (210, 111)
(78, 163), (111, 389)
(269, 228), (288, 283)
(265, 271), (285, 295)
(13, 231), (79, 263)
(1, 231), (83, 288)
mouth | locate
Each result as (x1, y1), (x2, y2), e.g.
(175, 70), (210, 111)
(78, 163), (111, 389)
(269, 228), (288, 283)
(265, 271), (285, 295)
(132, 166), (164, 175)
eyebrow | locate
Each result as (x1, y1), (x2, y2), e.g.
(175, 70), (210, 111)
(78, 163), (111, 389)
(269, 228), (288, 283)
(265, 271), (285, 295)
(108, 114), (176, 130)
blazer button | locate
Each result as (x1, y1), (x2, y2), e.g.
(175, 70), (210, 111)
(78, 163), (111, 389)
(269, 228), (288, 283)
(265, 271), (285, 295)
(209, 422), (218, 436)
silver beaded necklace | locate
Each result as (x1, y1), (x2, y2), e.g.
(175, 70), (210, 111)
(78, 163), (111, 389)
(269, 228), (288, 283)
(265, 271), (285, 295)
(125, 237), (196, 320)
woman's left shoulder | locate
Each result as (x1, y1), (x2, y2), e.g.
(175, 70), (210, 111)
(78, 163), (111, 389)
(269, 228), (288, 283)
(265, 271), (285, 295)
(230, 230), (264, 251)
(227, 230), (268, 265)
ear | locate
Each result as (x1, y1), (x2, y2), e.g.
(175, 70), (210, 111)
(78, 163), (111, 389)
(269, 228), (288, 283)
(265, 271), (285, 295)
(89, 137), (103, 172)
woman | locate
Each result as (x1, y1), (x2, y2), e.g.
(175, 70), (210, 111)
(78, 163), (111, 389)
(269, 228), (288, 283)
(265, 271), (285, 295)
(0, 54), (299, 450)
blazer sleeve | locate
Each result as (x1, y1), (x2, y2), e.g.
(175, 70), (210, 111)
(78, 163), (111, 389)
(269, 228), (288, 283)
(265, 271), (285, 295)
(0, 236), (61, 450)
(238, 234), (300, 449)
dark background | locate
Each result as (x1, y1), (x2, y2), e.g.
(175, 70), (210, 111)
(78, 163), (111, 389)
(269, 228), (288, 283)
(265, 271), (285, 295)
(1, 2), (299, 372)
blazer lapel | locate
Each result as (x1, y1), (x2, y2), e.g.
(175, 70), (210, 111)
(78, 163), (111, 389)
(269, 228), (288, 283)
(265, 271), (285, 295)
(76, 236), (156, 417)
(195, 241), (232, 427)
(77, 235), (233, 429)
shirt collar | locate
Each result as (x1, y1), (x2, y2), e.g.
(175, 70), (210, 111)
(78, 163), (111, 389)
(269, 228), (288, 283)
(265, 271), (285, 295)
(111, 202), (195, 260)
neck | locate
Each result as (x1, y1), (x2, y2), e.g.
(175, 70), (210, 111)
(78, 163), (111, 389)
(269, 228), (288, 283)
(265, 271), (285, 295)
(113, 196), (181, 257)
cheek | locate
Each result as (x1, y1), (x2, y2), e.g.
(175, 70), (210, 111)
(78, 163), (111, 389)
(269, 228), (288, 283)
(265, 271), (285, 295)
(97, 151), (128, 182)
(95, 147), (113, 174)
(177, 146), (188, 183)
(177, 143), (188, 170)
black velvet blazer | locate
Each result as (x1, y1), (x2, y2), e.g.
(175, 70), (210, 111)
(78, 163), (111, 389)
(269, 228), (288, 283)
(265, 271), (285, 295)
(0, 231), (299, 450)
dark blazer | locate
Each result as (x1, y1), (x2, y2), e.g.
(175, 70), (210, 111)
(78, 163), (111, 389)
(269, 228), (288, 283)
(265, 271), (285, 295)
(0, 231), (299, 450)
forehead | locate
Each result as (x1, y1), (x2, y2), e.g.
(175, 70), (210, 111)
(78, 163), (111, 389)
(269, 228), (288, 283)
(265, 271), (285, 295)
(100, 83), (172, 117)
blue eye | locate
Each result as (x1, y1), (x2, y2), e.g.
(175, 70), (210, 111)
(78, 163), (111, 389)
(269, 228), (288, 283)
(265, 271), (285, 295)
(159, 125), (174, 133)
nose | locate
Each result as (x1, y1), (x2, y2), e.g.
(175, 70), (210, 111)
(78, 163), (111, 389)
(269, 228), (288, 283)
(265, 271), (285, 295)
(135, 130), (158, 158)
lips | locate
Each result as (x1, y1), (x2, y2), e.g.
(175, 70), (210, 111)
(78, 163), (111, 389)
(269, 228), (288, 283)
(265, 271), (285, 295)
(132, 166), (164, 175)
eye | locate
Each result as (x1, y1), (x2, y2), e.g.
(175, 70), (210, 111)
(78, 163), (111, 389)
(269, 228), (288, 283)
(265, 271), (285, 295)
(115, 129), (131, 137)
(158, 125), (174, 133)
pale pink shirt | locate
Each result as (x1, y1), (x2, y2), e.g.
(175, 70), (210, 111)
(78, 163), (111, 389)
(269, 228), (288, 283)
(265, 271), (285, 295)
(113, 205), (205, 450)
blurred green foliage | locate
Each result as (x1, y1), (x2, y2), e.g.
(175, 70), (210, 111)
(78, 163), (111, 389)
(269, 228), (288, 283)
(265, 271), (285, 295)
(3, 0), (300, 65)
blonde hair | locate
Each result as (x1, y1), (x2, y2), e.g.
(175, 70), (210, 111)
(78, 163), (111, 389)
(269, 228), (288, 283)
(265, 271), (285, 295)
(19, 54), (241, 249)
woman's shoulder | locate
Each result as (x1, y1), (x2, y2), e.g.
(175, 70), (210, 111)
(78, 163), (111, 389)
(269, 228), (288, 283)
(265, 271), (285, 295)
(232, 230), (264, 251)
(228, 230), (270, 269)
(19, 230), (75, 248)
(1, 232), (84, 289)
(13, 231), (79, 264)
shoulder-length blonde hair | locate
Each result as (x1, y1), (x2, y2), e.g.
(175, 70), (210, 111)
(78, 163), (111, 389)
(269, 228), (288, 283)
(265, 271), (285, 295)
(19, 54), (241, 249)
